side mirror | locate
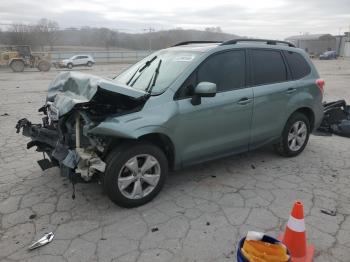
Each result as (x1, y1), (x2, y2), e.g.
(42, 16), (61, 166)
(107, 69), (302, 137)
(191, 82), (217, 105)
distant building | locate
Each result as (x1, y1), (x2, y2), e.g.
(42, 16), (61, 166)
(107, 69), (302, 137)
(335, 32), (350, 57)
(285, 34), (336, 55)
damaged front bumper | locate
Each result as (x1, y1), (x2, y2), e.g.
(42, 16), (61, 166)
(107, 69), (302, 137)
(16, 114), (106, 182)
(15, 72), (147, 182)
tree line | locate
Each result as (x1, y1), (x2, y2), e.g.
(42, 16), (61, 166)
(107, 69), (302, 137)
(0, 19), (240, 51)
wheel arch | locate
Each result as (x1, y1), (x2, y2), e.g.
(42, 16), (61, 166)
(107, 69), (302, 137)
(8, 58), (24, 65)
(138, 133), (175, 169)
(104, 132), (176, 170)
(293, 107), (315, 131)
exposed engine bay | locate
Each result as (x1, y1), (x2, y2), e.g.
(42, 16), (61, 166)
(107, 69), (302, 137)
(16, 71), (147, 183)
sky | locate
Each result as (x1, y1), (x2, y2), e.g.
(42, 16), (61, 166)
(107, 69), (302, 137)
(1, 0), (350, 39)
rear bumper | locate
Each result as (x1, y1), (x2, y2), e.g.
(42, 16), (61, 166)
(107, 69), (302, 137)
(314, 106), (324, 131)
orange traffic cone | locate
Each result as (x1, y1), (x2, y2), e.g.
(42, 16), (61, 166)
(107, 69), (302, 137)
(280, 201), (314, 262)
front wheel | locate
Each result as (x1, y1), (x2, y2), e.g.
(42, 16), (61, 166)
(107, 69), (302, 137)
(103, 142), (168, 208)
(87, 61), (93, 67)
(67, 63), (73, 69)
(274, 112), (310, 157)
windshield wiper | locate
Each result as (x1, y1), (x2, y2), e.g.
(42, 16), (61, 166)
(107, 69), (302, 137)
(145, 59), (162, 95)
(127, 56), (157, 86)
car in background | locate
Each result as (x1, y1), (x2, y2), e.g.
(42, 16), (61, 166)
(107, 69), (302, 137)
(58, 55), (95, 69)
(319, 50), (337, 60)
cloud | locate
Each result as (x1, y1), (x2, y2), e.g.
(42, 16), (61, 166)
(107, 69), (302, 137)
(1, 0), (349, 38)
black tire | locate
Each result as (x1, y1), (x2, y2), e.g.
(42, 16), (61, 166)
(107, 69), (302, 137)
(87, 61), (93, 67)
(67, 63), (73, 69)
(103, 142), (168, 208)
(274, 112), (310, 157)
(38, 60), (51, 72)
(10, 60), (25, 72)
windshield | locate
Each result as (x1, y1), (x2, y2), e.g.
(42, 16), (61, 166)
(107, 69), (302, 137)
(114, 49), (201, 94)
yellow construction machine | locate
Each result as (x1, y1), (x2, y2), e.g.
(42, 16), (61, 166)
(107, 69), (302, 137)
(0, 45), (51, 72)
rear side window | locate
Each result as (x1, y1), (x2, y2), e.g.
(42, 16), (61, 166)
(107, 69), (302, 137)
(283, 51), (311, 79)
(250, 49), (287, 86)
(197, 50), (245, 92)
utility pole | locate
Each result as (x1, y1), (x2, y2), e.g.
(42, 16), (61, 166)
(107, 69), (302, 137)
(143, 27), (155, 52)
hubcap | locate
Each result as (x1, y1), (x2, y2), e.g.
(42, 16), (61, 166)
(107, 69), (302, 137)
(118, 154), (161, 200)
(288, 121), (307, 151)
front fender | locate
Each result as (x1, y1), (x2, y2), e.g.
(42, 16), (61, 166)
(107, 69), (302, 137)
(88, 98), (178, 139)
(88, 114), (174, 140)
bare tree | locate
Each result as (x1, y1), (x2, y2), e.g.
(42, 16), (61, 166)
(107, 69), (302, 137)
(98, 28), (117, 50)
(35, 18), (59, 51)
(10, 23), (31, 45)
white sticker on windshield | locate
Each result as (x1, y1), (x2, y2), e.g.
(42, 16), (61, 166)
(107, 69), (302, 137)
(174, 55), (195, 62)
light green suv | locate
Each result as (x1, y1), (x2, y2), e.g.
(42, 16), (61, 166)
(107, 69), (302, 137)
(17, 39), (324, 207)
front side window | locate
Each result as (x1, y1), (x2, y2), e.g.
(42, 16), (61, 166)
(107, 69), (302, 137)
(114, 50), (201, 94)
(176, 50), (246, 98)
(250, 49), (287, 86)
(197, 50), (246, 92)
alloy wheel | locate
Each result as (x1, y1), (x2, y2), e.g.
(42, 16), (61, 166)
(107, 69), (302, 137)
(117, 154), (161, 199)
(288, 121), (307, 151)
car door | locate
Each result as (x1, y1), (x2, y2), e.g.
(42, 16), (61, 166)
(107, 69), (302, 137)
(72, 56), (79, 66)
(248, 49), (296, 149)
(174, 50), (254, 166)
(74, 56), (83, 65)
(80, 56), (88, 65)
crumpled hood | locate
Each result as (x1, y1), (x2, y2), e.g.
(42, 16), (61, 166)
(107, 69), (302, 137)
(46, 71), (146, 117)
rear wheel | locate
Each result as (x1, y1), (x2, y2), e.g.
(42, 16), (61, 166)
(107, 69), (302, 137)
(38, 60), (51, 72)
(274, 112), (310, 157)
(103, 142), (168, 208)
(10, 60), (25, 72)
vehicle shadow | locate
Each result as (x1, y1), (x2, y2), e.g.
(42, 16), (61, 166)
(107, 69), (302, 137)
(70, 145), (281, 207)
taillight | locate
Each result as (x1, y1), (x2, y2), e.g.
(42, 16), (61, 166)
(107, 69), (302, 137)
(315, 79), (325, 94)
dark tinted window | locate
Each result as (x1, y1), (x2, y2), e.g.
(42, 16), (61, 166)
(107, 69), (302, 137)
(283, 51), (311, 79)
(176, 72), (196, 98)
(251, 49), (287, 85)
(197, 50), (245, 92)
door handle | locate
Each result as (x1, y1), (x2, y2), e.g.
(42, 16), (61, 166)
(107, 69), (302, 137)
(237, 97), (252, 105)
(286, 88), (297, 94)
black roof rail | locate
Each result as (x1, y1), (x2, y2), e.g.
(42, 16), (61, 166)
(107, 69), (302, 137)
(221, 38), (295, 47)
(173, 41), (222, 47)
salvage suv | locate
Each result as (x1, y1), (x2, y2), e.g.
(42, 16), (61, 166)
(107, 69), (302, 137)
(16, 39), (324, 207)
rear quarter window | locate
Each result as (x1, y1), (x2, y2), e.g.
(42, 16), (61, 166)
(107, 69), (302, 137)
(283, 51), (311, 79)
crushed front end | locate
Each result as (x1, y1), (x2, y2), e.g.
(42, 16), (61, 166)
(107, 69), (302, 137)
(16, 71), (146, 184)
(16, 108), (107, 181)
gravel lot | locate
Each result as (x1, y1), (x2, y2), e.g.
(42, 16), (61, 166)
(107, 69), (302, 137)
(0, 60), (349, 262)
